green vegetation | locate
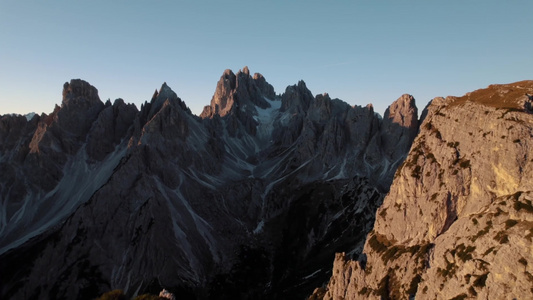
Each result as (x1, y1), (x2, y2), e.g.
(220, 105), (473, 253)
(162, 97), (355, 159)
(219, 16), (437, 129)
(513, 139), (521, 143)
(471, 217), (478, 225)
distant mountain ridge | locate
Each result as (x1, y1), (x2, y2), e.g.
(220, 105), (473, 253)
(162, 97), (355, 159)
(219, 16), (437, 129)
(0, 67), (419, 299)
(5, 69), (531, 300)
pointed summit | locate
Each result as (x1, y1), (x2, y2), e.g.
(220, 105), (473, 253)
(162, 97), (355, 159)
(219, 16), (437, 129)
(380, 94), (419, 161)
(200, 67), (274, 119)
(242, 66), (250, 76)
(146, 82), (191, 119)
(280, 80), (314, 114)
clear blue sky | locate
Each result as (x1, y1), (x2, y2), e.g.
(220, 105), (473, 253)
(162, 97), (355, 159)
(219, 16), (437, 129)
(1, 1), (532, 117)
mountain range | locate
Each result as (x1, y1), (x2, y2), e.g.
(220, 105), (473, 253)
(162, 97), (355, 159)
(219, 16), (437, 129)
(0, 68), (531, 299)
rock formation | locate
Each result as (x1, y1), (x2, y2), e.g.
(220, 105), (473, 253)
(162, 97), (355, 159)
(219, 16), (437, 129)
(0, 68), (420, 299)
(312, 81), (533, 299)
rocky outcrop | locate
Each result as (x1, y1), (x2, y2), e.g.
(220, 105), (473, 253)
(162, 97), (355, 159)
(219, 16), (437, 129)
(199, 67), (273, 136)
(0, 79), (137, 256)
(0, 68), (420, 299)
(312, 81), (533, 300)
(86, 99), (138, 161)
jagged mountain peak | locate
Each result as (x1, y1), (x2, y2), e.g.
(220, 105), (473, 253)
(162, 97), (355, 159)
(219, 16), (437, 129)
(143, 82), (192, 121)
(62, 79), (100, 104)
(16, 69), (530, 300)
(384, 94), (417, 124)
(314, 80), (533, 300)
(280, 80), (313, 114)
(200, 67), (275, 119)
(241, 65), (250, 76)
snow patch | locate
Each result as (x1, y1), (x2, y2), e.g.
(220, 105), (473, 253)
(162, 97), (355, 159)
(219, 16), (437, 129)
(254, 97), (281, 143)
(302, 269), (322, 280)
(253, 220), (264, 234)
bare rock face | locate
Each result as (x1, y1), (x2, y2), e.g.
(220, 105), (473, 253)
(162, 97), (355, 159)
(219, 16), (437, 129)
(313, 81), (533, 300)
(0, 69), (420, 300)
(200, 69), (237, 118)
(0, 79), (137, 259)
(380, 94), (419, 160)
(86, 99), (138, 161)
(253, 72), (276, 99)
(200, 67), (273, 136)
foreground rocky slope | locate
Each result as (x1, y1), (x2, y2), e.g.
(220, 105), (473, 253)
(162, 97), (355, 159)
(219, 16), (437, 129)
(312, 81), (533, 299)
(0, 68), (418, 299)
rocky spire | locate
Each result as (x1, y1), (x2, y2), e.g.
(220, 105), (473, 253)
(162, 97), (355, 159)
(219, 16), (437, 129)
(280, 80), (314, 114)
(380, 94), (419, 160)
(200, 67), (275, 120)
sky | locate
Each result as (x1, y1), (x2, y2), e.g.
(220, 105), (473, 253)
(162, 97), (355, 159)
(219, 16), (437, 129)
(1, 1), (532, 117)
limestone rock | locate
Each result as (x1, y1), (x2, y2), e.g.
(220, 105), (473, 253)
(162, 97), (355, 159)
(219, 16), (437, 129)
(0, 69), (421, 299)
(313, 80), (533, 300)
(86, 99), (138, 161)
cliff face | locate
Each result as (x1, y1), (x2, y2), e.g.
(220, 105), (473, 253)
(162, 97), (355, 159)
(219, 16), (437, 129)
(313, 81), (533, 299)
(0, 68), (419, 299)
